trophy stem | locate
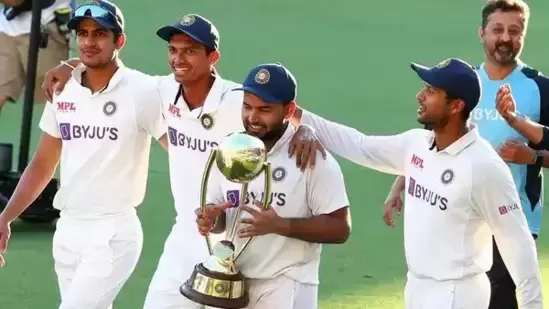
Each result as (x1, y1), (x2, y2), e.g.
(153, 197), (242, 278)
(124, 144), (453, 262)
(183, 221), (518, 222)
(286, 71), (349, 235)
(234, 163), (272, 262)
(229, 183), (248, 243)
(200, 149), (218, 256)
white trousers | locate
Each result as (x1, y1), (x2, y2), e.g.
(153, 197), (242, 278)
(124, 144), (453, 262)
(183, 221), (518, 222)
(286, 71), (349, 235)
(405, 272), (491, 309)
(143, 222), (215, 309)
(53, 212), (143, 309)
(245, 275), (318, 309)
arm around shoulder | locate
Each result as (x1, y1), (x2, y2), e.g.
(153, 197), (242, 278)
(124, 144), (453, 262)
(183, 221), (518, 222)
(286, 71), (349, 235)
(298, 109), (422, 175)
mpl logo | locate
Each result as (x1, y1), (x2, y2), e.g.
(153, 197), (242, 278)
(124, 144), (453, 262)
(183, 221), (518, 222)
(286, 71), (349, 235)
(59, 123), (119, 141)
(57, 101), (76, 113)
(410, 154), (424, 170)
(168, 104), (181, 118)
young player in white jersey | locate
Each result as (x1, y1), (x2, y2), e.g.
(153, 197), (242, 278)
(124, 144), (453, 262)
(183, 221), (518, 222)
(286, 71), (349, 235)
(196, 63), (351, 309)
(0, 1), (167, 309)
(40, 14), (325, 309)
(291, 58), (543, 309)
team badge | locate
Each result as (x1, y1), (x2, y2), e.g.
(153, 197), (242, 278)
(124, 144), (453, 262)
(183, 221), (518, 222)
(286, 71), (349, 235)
(180, 15), (196, 26)
(435, 59), (451, 68)
(103, 101), (117, 116)
(272, 166), (286, 182)
(441, 169), (454, 185)
(255, 69), (270, 84)
(200, 113), (214, 130)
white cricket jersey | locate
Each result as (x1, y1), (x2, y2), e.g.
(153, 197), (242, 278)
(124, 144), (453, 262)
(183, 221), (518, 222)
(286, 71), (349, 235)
(301, 110), (542, 307)
(39, 64), (165, 218)
(205, 125), (349, 284)
(157, 74), (244, 233)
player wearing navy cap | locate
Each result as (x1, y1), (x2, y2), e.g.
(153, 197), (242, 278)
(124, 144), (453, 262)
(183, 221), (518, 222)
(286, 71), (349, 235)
(384, 2), (549, 307)
(290, 58), (542, 309)
(0, 1), (167, 308)
(38, 13), (324, 309)
(197, 63), (350, 309)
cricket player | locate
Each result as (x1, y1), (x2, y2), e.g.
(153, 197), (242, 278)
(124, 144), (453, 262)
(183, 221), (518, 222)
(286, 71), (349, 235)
(292, 58), (543, 308)
(0, 1), (167, 308)
(383, 2), (549, 307)
(196, 63), (351, 309)
(40, 14), (325, 309)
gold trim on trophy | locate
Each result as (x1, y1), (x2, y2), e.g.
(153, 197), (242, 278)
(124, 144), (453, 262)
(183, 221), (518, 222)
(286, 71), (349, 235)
(180, 132), (272, 309)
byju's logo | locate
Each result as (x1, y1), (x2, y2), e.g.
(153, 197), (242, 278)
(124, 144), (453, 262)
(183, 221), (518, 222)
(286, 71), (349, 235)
(168, 126), (218, 152)
(224, 190), (287, 207)
(471, 108), (505, 121)
(226, 190), (240, 207)
(407, 177), (448, 211)
(59, 123), (119, 141)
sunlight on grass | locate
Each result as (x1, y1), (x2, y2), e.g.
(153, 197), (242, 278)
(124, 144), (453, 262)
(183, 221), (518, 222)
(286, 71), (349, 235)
(319, 249), (549, 309)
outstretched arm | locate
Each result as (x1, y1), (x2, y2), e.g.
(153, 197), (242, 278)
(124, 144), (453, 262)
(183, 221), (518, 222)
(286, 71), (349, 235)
(292, 107), (423, 175)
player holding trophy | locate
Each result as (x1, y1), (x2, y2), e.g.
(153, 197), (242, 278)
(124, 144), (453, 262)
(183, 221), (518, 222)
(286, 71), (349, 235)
(184, 63), (351, 309)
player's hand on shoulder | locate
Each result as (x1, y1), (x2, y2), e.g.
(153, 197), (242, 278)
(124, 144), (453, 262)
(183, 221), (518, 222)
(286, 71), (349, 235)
(289, 124), (327, 171)
(238, 200), (286, 238)
(495, 84), (517, 123)
(42, 61), (74, 102)
(497, 139), (536, 164)
(0, 218), (11, 267)
(383, 189), (403, 227)
(195, 202), (231, 236)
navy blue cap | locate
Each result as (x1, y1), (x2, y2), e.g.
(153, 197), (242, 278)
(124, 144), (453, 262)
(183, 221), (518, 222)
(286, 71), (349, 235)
(233, 63), (297, 103)
(67, 0), (124, 32)
(156, 14), (219, 50)
(411, 58), (481, 112)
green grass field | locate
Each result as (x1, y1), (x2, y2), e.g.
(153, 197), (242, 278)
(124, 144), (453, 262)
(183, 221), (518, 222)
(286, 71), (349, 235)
(1, 1), (548, 308)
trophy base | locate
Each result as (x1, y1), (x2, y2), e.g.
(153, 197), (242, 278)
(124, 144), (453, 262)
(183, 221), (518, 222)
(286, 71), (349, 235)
(180, 263), (249, 309)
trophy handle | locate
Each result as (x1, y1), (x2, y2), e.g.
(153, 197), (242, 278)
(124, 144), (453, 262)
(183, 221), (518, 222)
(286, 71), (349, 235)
(200, 149), (218, 256)
(234, 162), (272, 261)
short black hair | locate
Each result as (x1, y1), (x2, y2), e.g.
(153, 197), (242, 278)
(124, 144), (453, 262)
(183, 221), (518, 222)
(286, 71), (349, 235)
(481, 0), (530, 29)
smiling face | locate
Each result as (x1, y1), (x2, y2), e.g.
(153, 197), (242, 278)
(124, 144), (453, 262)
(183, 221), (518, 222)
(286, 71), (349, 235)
(241, 92), (295, 142)
(76, 18), (124, 69)
(168, 33), (219, 84)
(479, 1), (529, 66)
(415, 83), (465, 127)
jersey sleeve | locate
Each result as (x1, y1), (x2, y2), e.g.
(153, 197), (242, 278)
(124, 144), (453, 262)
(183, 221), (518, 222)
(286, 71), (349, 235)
(39, 101), (61, 138)
(136, 77), (167, 140)
(533, 74), (549, 149)
(470, 158), (542, 308)
(307, 153), (349, 215)
(300, 110), (423, 175)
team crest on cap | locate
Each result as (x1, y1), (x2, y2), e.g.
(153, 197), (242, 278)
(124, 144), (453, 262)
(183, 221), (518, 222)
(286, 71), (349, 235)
(180, 15), (196, 26)
(103, 101), (117, 116)
(200, 113), (214, 130)
(435, 59), (451, 68)
(255, 69), (270, 84)
(441, 169), (454, 185)
(272, 166), (286, 182)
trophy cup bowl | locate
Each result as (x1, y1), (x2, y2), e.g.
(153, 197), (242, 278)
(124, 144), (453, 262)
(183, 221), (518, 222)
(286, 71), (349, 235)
(215, 132), (267, 183)
(180, 133), (271, 309)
